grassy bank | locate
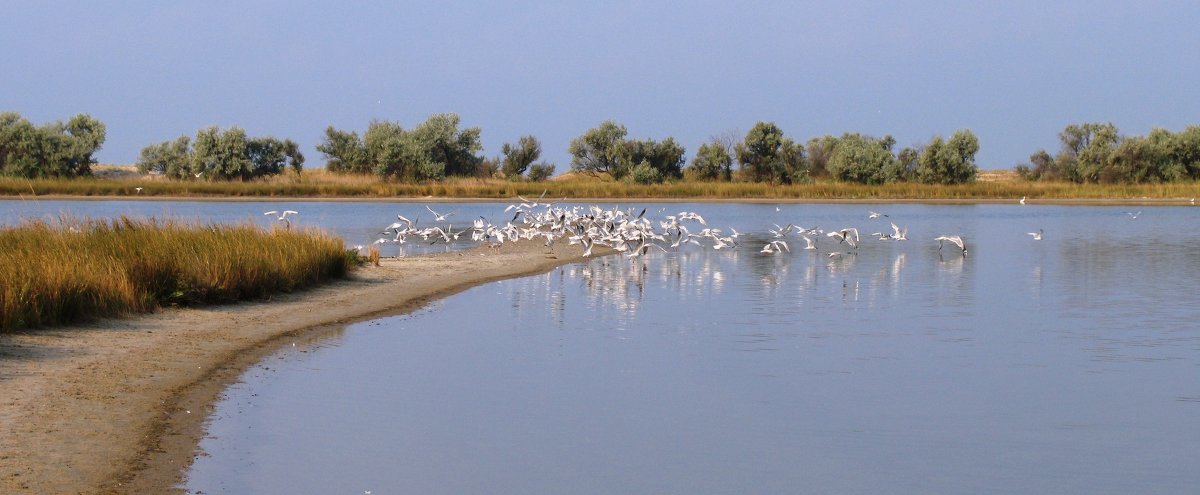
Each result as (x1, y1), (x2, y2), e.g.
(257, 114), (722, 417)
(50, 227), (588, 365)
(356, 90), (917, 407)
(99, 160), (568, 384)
(2, 170), (1199, 200)
(0, 217), (356, 332)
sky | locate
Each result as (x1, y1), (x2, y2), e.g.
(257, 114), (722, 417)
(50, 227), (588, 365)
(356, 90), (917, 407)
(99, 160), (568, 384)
(3, 0), (1198, 171)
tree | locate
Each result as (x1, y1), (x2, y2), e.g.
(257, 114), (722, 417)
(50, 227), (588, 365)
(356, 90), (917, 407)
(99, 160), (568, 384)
(736, 122), (805, 183)
(316, 126), (367, 173)
(136, 135), (192, 179)
(501, 135), (541, 179)
(569, 120), (630, 178)
(626, 137), (685, 181)
(284, 139), (305, 177)
(1054, 122), (1119, 183)
(528, 162), (555, 181)
(826, 133), (899, 184)
(192, 126), (252, 180)
(688, 140), (733, 181)
(140, 127), (299, 181)
(914, 130), (979, 184)
(410, 113), (483, 177)
(0, 112), (105, 178)
(805, 135), (839, 178)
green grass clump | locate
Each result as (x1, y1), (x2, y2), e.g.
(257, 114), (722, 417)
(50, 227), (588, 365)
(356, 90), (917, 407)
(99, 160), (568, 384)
(0, 217), (356, 332)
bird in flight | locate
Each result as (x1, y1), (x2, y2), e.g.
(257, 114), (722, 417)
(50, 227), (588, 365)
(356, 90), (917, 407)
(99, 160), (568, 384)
(1027, 229), (1043, 241)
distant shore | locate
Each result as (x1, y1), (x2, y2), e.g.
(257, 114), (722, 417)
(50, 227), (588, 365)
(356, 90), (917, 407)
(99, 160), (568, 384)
(0, 241), (599, 494)
(2, 168), (1198, 203)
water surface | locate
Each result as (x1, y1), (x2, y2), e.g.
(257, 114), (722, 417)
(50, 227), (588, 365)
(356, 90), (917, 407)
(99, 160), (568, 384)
(9, 200), (1196, 493)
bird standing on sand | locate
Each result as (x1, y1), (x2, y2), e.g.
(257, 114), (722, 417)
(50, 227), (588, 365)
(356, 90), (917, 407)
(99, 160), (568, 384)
(1020, 196), (1026, 205)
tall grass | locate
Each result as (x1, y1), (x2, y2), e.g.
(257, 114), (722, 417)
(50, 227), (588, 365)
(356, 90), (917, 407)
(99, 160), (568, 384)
(0, 217), (356, 332)
(1, 172), (1198, 200)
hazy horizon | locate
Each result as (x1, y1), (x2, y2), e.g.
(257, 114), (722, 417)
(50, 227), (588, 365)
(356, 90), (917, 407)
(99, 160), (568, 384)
(3, 1), (1198, 171)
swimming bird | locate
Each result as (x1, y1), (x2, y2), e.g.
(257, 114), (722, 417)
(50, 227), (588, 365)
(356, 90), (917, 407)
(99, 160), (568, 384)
(935, 235), (967, 255)
(1028, 229), (1043, 241)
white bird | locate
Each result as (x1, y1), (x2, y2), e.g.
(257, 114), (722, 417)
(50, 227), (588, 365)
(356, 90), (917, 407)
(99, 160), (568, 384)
(134, 187), (143, 194)
(827, 227), (860, 248)
(935, 235), (967, 255)
(761, 240), (789, 254)
(1019, 196), (1026, 205)
(889, 222), (907, 241)
(1028, 229), (1043, 241)
(1126, 211), (1141, 219)
(425, 205), (454, 222)
(868, 210), (888, 219)
(264, 210), (298, 229)
(801, 235), (817, 250)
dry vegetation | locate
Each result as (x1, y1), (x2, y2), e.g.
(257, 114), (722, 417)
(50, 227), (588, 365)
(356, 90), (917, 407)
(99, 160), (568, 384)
(0, 217), (356, 332)
(1, 167), (1197, 200)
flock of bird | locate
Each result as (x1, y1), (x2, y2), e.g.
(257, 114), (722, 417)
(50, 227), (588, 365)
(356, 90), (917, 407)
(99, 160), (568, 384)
(263, 194), (1165, 262)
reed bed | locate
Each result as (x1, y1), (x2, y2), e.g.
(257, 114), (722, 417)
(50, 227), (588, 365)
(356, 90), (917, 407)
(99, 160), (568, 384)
(0, 217), (356, 332)
(1, 173), (1197, 200)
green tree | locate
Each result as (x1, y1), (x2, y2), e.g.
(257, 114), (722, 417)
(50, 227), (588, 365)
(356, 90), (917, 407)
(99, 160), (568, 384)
(915, 130), (979, 184)
(569, 120), (630, 178)
(805, 135), (839, 178)
(136, 135), (193, 179)
(688, 140), (733, 181)
(0, 112), (105, 178)
(736, 122), (805, 183)
(626, 137), (685, 182)
(192, 126), (252, 180)
(629, 161), (662, 184)
(501, 135), (541, 179)
(411, 113), (483, 177)
(528, 162), (555, 182)
(826, 133), (899, 184)
(316, 126), (368, 173)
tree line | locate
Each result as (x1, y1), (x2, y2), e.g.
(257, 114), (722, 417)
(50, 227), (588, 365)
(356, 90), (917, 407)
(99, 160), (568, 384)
(4, 111), (1199, 186)
(1017, 122), (1200, 183)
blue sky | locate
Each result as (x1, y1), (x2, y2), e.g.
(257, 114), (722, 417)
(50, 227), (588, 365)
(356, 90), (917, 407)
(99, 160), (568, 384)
(3, 1), (1198, 171)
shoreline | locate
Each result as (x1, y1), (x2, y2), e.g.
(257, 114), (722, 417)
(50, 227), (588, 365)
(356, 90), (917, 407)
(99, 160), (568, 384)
(0, 241), (601, 494)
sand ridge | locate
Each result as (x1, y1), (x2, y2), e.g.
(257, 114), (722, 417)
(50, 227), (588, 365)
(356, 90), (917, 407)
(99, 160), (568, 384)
(0, 240), (601, 494)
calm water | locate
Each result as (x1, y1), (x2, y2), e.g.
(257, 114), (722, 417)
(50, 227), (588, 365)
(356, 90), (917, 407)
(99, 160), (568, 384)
(7, 200), (1198, 493)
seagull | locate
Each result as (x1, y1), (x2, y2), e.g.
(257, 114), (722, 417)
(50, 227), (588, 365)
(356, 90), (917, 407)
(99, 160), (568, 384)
(1191, 197), (1196, 205)
(426, 205), (454, 222)
(800, 235), (817, 250)
(194, 171), (204, 178)
(761, 240), (789, 254)
(827, 227), (860, 249)
(1126, 211), (1141, 219)
(264, 210), (299, 229)
(935, 235), (967, 255)
(134, 187), (143, 194)
(1019, 196), (1026, 205)
(868, 210), (888, 219)
(1027, 229), (1043, 241)
(889, 222), (907, 241)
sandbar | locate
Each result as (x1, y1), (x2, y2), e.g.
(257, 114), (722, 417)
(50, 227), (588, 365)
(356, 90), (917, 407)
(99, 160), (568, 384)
(0, 241), (599, 493)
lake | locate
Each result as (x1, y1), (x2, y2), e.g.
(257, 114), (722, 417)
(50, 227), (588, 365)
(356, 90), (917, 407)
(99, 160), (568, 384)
(5, 199), (1198, 493)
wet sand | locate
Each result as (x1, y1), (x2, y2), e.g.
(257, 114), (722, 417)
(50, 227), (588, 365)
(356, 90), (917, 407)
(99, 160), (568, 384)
(0, 241), (600, 494)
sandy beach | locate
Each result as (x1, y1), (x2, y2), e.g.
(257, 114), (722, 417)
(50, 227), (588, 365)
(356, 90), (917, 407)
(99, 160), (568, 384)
(0, 241), (598, 494)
